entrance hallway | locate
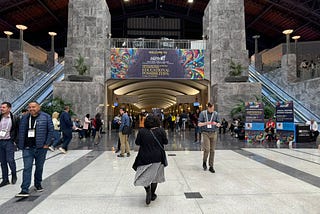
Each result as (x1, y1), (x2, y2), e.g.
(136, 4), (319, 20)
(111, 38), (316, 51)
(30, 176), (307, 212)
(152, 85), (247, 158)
(0, 131), (319, 213)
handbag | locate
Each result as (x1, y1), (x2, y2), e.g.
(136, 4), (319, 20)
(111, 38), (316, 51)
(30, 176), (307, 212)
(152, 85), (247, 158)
(122, 125), (131, 135)
(150, 129), (168, 167)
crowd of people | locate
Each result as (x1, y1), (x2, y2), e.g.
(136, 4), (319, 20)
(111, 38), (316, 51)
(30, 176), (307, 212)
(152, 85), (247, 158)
(0, 100), (319, 204)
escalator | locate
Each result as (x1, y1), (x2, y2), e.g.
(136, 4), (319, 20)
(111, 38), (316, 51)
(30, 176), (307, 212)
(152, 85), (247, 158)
(248, 65), (320, 124)
(11, 62), (65, 114)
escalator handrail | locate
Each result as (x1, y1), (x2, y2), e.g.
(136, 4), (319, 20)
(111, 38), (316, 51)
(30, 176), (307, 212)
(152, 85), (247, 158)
(12, 62), (64, 114)
(249, 65), (320, 122)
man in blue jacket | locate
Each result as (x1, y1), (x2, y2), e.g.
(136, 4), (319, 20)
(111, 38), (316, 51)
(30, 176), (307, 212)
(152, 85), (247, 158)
(16, 101), (53, 197)
(0, 102), (19, 187)
(58, 105), (73, 154)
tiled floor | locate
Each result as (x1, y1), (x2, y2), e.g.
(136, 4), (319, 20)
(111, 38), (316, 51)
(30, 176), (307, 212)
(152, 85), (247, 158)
(0, 130), (319, 214)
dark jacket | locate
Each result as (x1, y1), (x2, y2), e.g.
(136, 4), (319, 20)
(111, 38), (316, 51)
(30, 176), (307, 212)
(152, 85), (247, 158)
(0, 112), (20, 142)
(132, 127), (168, 170)
(18, 111), (53, 149)
(60, 111), (73, 132)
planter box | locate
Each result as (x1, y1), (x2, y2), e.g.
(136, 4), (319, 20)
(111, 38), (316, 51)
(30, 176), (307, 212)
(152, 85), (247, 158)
(224, 76), (249, 82)
(68, 75), (93, 82)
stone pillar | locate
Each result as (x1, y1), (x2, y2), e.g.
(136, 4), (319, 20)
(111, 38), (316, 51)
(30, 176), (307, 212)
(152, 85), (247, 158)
(203, 0), (262, 121)
(47, 51), (55, 68)
(64, 0), (111, 82)
(203, 0), (248, 86)
(12, 51), (28, 81)
(281, 53), (297, 82)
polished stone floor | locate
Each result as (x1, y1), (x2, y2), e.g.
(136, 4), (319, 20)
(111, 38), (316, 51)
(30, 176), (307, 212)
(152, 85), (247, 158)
(0, 129), (319, 214)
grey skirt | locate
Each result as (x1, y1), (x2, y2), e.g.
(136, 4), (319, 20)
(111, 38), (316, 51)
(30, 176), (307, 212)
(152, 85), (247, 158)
(134, 162), (165, 186)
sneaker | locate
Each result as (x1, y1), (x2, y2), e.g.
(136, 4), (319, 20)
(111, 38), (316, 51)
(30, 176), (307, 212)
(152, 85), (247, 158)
(15, 191), (30, 197)
(48, 146), (55, 152)
(59, 147), (67, 154)
(117, 154), (125, 157)
(202, 162), (207, 170)
(0, 180), (10, 187)
(209, 167), (215, 173)
(35, 185), (44, 192)
(127, 153), (130, 157)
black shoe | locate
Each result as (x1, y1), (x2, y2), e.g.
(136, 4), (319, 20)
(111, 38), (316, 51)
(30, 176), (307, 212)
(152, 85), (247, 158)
(117, 154), (125, 157)
(202, 162), (207, 170)
(145, 186), (151, 205)
(0, 180), (10, 187)
(35, 185), (44, 192)
(151, 193), (157, 201)
(115, 149), (120, 153)
(127, 153), (130, 157)
(209, 167), (215, 173)
(15, 191), (30, 197)
(11, 174), (17, 184)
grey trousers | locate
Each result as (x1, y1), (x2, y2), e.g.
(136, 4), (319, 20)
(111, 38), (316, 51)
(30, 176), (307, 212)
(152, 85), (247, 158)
(202, 132), (217, 167)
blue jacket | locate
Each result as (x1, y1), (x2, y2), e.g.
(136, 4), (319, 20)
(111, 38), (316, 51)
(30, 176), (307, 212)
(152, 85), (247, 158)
(119, 113), (130, 132)
(18, 111), (53, 149)
(59, 111), (73, 131)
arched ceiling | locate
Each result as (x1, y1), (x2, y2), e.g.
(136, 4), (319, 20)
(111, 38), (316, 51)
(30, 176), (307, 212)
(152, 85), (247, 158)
(107, 79), (208, 109)
(1, 0), (320, 56)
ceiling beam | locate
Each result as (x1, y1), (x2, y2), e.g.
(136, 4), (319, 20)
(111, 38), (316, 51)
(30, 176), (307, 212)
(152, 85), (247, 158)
(246, 4), (273, 29)
(36, 0), (65, 28)
(0, 0), (31, 13)
(264, 0), (320, 29)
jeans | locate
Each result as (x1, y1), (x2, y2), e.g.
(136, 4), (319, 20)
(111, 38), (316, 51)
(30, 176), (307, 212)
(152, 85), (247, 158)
(21, 148), (47, 192)
(61, 130), (73, 150)
(0, 139), (16, 181)
(51, 130), (61, 147)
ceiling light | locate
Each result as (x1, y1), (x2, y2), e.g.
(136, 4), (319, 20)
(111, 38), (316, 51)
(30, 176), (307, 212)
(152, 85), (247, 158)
(188, 0), (194, 3)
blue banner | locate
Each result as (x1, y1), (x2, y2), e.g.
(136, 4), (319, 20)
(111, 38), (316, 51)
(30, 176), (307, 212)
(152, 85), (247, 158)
(245, 102), (265, 144)
(276, 101), (295, 145)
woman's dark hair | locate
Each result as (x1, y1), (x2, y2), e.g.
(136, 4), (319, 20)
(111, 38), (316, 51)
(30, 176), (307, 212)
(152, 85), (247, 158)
(95, 113), (101, 119)
(86, 114), (90, 118)
(144, 114), (160, 129)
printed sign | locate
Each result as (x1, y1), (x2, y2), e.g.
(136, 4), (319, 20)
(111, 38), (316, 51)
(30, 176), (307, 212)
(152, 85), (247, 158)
(110, 48), (204, 79)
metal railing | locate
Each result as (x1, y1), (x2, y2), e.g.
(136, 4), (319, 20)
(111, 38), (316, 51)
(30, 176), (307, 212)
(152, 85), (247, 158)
(0, 61), (13, 79)
(11, 61), (65, 114)
(249, 65), (320, 125)
(110, 38), (206, 49)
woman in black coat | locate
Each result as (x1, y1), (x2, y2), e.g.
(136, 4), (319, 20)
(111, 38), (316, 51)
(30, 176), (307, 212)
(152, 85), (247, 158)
(133, 114), (168, 205)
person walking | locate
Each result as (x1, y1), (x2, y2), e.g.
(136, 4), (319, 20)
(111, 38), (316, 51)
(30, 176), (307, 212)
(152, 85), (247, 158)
(198, 103), (220, 173)
(16, 101), (53, 197)
(132, 114), (168, 205)
(93, 113), (103, 145)
(0, 102), (19, 187)
(58, 106), (73, 154)
(49, 112), (60, 151)
(117, 108), (131, 157)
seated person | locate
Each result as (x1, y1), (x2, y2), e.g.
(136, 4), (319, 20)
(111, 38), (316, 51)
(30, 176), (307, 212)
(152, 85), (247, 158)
(72, 117), (85, 138)
(219, 118), (228, 134)
(264, 126), (275, 141)
(306, 119), (319, 142)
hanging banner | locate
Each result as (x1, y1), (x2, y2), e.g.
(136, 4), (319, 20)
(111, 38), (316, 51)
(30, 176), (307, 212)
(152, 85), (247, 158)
(245, 102), (265, 144)
(110, 48), (204, 79)
(275, 101), (295, 146)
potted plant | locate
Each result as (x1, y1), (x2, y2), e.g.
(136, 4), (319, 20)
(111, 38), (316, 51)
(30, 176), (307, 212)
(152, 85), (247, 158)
(225, 59), (248, 82)
(68, 54), (93, 82)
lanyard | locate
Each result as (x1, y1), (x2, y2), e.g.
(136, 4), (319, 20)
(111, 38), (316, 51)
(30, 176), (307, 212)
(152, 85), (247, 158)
(29, 116), (37, 129)
(205, 110), (215, 123)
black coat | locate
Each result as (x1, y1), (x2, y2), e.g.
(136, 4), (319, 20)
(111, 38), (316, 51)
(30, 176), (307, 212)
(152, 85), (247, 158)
(0, 112), (20, 142)
(132, 127), (168, 170)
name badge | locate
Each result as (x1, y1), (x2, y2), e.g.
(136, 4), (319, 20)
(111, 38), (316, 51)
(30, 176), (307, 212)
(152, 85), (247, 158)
(0, 130), (6, 137)
(207, 125), (212, 129)
(28, 129), (35, 138)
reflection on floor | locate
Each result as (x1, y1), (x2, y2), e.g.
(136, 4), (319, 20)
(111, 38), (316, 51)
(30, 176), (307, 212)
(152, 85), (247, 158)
(0, 130), (319, 214)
